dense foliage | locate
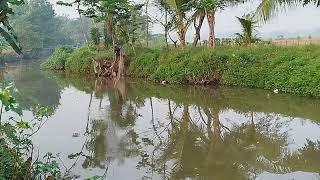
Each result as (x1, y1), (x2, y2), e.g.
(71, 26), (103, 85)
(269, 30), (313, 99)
(57, 0), (147, 48)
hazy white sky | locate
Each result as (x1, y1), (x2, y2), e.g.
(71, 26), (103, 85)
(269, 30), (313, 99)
(49, 0), (320, 39)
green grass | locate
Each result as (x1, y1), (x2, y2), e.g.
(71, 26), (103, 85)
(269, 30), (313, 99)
(127, 45), (320, 97)
(128, 47), (225, 84)
(43, 45), (320, 97)
(222, 45), (320, 96)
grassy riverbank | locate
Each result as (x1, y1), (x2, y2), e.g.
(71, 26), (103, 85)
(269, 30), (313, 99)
(129, 45), (320, 97)
(42, 45), (320, 97)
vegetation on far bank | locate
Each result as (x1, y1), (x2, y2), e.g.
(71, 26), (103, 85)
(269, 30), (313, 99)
(43, 45), (320, 97)
(129, 45), (320, 97)
(41, 46), (113, 73)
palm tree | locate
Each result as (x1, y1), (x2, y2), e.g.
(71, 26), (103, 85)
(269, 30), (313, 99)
(198, 0), (234, 48)
(190, 0), (206, 46)
(254, 0), (297, 22)
(255, 0), (319, 23)
(161, 0), (190, 47)
(235, 14), (259, 45)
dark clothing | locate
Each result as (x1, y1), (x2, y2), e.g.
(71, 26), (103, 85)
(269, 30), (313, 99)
(114, 45), (121, 57)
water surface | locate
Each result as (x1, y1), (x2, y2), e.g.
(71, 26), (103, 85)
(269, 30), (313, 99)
(2, 63), (320, 180)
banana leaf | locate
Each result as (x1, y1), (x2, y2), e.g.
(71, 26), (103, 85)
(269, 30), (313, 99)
(0, 26), (22, 55)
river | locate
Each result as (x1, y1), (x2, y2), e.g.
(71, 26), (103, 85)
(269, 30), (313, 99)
(1, 62), (320, 180)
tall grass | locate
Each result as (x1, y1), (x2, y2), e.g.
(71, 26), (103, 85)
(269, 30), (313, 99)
(128, 45), (320, 96)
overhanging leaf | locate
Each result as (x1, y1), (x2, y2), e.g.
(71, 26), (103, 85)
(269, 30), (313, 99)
(0, 26), (22, 54)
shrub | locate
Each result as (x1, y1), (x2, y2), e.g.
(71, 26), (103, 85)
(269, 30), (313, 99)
(43, 46), (113, 74)
(93, 48), (113, 62)
(65, 47), (95, 74)
(44, 45), (320, 97)
(65, 47), (114, 74)
(41, 46), (73, 70)
(127, 48), (160, 78)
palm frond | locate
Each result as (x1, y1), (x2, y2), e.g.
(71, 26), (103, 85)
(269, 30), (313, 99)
(303, 0), (320, 6)
(254, 0), (297, 22)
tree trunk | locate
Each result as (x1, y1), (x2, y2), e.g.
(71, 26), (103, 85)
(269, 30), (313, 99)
(164, 9), (169, 48)
(206, 10), (216, 48)
(104, 16), (113, 47)
(77, 2), (88, 44)
(193, 14), (205, 47)
(177, 15), (186, 47)
(145, 0), (150, 47)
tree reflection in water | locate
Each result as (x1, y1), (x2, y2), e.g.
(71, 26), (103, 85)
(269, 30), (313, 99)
(79, 78), (140, 173)
(2, 64), (62, 114)
(52, 76), (320, 179)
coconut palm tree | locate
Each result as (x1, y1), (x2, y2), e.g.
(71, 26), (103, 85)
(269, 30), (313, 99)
(205, 0), (219, 48)
(235, 14), (260, 45)
(192, 0), (238, 48)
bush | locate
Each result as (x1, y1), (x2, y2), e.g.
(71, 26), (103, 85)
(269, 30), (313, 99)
(92, 48), (113, 62)
(41, 46), (73, 70)
(65, 47), (95, 74)
(65, 47), (114, 74)
(43, 46), (113, 74)
(127, 48), (160, 78)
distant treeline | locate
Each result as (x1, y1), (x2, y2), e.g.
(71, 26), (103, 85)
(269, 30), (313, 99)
(8, 0), (91, 55)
